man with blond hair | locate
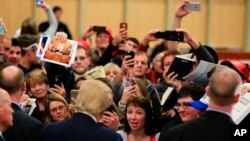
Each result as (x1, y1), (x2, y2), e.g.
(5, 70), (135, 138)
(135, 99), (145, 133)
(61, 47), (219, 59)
(40, 79), (122, 141)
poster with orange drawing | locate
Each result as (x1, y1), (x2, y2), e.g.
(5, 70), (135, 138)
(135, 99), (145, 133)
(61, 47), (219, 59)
(40, 36), (78, 67)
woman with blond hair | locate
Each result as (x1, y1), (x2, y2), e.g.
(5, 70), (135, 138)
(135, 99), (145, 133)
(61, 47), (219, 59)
(44, 93), (71, 125)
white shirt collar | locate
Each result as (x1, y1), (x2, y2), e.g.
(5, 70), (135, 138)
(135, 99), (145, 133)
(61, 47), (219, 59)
(81, 111), (97, 123)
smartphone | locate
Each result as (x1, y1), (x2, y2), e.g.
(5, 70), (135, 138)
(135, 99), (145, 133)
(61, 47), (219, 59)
(184, 2), (201, 11)
(93, 26), (106, 32)
(36, 0), (43, 5)
(106, 105), (115, 112)
(155, 31), (184, 42)
(0, 26), (4, 44)
(70, 89), (79, 99)
(125, 77), (136, 88)
(52, 75), (62, 86)
(120, 22), (128, 31)
(0, 26), (4, 35)
(125, 51), (135, 67)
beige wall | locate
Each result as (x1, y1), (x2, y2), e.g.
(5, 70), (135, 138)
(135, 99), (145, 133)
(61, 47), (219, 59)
(0, 0), (247, 50)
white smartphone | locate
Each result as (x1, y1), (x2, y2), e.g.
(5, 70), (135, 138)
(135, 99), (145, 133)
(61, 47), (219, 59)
(184, 2), (201, 11)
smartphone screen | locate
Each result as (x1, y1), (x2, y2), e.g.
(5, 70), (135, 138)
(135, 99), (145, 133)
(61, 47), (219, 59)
(125, 77), (136, 88)
(155, 31), (184, 42)
(93, 26), (106, 32)
(36, 0), (43, 5)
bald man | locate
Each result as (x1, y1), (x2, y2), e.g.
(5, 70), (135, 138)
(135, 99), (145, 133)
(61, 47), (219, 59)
(159, 68), (242, 141)
(0, 66), (43, 141)
(0, 89), (13, 141)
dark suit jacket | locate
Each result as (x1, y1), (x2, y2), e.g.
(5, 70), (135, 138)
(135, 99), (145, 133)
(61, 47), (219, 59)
(159, 111), (235, 141)
(39, 112), (122, 141)
(3, 103), (43, 141)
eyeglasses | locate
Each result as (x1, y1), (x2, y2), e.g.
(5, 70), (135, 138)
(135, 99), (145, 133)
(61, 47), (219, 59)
(175, 102), (190, 109)
(50, 105), (66, 113)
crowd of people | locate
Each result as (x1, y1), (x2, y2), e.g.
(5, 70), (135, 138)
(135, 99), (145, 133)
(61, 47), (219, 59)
(0, 0), (250, 141)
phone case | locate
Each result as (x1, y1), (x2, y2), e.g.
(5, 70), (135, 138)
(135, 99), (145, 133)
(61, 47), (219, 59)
(120, 22), (128, 30)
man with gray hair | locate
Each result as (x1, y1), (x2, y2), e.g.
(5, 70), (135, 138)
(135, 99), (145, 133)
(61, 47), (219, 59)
(40, 79), (122, 141)
(159, 68), (242, 141)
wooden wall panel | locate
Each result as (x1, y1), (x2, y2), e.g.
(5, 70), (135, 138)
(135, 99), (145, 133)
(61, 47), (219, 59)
(128, 0), (166, 41)
(86, 0), (124, 34)
(0, 0), (33, 37)
(210, 0), (245, 49)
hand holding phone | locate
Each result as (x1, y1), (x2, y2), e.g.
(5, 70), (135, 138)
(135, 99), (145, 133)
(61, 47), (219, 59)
(155, 31), (184, 42)
(184, 2), (201, 11)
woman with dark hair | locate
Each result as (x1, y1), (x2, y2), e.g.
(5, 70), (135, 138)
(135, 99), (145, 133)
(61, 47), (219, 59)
(117, 97), (159, 141)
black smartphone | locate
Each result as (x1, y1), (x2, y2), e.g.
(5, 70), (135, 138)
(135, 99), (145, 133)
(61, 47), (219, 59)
(93, 26), (106, 32)
(125, 51), (135, 67)
(52, 75), (62, 86)
(106, 105), (115, 112)
(155, 31), (184, 42)
(36, 0), (43, 5)
(126, 51), (134, 60)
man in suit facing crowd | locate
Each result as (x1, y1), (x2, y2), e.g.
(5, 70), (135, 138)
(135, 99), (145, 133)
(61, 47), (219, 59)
(159, 68), (242, 141)
(0, 88), (14, 141)
(40, 79), (122, 141)
(0, 66), (43, 141)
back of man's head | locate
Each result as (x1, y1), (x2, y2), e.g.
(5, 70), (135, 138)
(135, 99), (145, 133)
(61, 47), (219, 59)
(75, 80), (113, 117)
(0, 66), (24, 94)
(208, 68), (242, 106)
